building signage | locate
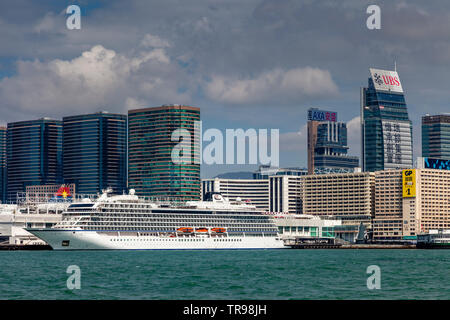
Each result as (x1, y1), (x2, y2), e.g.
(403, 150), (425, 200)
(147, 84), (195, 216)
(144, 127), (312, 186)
(402, 169), (416, 198)
(423, 157), (450, 170)
(307, 109), (337, 122)
(382, 120), (412, 169)
(370, 68), (403, 93)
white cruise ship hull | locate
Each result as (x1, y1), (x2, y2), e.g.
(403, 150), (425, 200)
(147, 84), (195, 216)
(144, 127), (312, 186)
(27, 229), (286, 250)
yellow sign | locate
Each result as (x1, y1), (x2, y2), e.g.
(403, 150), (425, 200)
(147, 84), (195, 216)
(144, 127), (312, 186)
(402, 169), (416, 198)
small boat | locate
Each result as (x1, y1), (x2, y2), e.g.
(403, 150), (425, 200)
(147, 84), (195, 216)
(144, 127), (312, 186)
(211, 228), (226, 233)
(195, 228), (208, 233)
(417, 230), (450, 249)
(177, 227), (193, 233)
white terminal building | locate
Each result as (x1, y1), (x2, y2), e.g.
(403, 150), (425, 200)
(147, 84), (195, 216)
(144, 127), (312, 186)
(0, 202), (65, 245)
(202, 175), (304, 214)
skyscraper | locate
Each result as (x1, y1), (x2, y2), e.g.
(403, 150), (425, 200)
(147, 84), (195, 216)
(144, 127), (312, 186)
(307, 108), (359, 174)
(63, 112), (127, 195)
(7, 118), (63, 203)
(422, 114), (450, 159)
(0, 127), (6, 203)
(128, 105), (201, 201)
(361, 68), (413, 172)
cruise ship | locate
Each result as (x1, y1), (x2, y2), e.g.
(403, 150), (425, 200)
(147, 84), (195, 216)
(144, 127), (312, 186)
(26, 190), (285, 250)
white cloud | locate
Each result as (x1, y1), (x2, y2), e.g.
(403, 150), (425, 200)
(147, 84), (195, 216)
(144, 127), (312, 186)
(125, 97), (148, 108)
(205, 67), (338, 104)
(279, 124), (307, 152)
(346, 116), (361, 157)
(0, 43), (191, 118)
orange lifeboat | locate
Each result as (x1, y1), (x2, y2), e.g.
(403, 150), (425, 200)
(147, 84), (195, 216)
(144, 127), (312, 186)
(211, 228), (226, 233)
(177, 227), (193, 233)
(195, 228), (208, 233)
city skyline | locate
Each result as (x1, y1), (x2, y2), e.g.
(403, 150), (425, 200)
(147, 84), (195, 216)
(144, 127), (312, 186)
(2, 1), (450, 179)
(2, 1), (450, 306)
(0, 103), (448, 180)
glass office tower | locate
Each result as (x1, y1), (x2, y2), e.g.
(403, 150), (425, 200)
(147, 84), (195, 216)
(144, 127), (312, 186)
(7, 118), (63, 203)
(128, 105), (201, 201)
(0, 127), (6, 203)
(361, 68), (413, 172)
(422, 114), (450, 159)
(63, 112), (127, 195)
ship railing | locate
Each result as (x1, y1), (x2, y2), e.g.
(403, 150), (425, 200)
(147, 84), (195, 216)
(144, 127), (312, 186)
(16, 192), (99, 205)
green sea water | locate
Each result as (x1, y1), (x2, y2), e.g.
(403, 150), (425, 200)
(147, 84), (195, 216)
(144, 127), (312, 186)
(0, 249), (448, 300)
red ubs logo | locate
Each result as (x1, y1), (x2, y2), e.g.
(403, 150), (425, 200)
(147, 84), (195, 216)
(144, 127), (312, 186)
(374, 73), (400, 87)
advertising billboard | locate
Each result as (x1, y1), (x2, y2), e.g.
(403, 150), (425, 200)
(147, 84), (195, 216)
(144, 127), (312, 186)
(369, 68), (403, 93)
(402, 169), (416, 198)
(423, 157), (450, 170)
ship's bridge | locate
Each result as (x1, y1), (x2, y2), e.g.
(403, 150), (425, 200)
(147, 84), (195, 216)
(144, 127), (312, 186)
(185, 193), (258, 211)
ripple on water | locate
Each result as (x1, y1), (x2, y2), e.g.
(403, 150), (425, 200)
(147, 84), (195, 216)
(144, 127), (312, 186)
(0, 250), (449, 300)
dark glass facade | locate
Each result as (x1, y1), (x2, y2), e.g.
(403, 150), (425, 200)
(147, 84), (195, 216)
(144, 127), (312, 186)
(361, 71), (413, 172)
(7, 119), (62, 203)
(128, 105), (201, 201)
(0, 127), (6, 203)
(63, 112), (127, 195)
(422, 114), (450, 159)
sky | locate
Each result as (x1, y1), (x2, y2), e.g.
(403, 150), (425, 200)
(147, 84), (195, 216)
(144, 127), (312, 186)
(1, 0), (450, 178)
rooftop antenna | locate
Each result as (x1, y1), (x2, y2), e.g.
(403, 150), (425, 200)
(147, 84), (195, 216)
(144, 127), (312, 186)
(394, 60), (397, 72)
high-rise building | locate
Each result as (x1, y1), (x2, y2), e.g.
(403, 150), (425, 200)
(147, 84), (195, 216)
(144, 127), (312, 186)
(302, 172), (375, 228)
(361, 68), (413, 172)
(128, 105), (201, 201)
(373, 169), (450, 241)
(0, 127), (6, 203)
(7, 118), (62, 203)
(307, 108), (359, 174)
(269, 175), (303, 214)
(63, 112), (127, 195)
(422, 114), (450, 159)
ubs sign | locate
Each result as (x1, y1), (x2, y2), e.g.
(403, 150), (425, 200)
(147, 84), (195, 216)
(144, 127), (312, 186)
(370, 68), (403, 93)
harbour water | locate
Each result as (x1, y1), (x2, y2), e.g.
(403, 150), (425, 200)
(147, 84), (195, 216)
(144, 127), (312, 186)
(0, 249), (448, 300)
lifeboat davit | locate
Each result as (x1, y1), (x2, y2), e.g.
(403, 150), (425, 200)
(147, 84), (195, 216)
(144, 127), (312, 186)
(211, 228), (226, 233)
